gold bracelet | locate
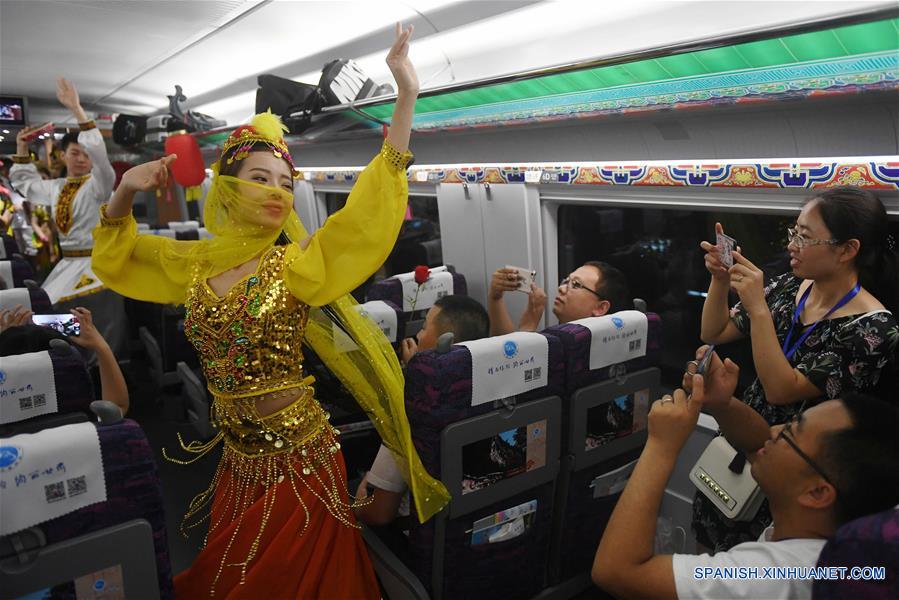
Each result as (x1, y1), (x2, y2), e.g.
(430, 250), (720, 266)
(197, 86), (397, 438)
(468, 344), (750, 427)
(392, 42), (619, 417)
(79, 120), (97, 131)
(380, 139), (414, 171)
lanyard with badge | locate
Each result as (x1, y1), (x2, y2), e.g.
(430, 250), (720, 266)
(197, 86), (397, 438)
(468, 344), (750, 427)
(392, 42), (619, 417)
(781, 282), (861, 360)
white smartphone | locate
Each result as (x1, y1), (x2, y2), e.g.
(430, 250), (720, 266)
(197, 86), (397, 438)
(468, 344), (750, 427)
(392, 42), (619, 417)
(505, 265), (537, 293)
(716, 232), (738, 268)
(32, 314), (80, 337)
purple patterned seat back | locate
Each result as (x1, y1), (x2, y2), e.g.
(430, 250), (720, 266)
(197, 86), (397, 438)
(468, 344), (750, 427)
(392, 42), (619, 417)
(50, 346), (95, 416)
(813, 507), (899, 600)
(0, 287), (51, 315)
(405, 336), (564, 599)
(542, 312), (662, 581)
(2, 258), (36, 287)
(38, 419), (173, 599)
(365, 271), (468, 307)
(543, 312), (662, 394)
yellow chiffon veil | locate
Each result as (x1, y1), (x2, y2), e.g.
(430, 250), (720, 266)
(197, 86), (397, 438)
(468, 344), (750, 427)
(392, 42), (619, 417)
(172, 112), (449, 523)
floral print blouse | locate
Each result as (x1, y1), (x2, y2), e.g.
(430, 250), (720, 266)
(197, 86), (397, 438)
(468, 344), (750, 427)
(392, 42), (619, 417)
(730, 272), (898, 425)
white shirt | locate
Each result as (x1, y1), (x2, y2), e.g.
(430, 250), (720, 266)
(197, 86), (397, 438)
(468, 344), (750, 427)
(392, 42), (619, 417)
(366, 444), (410, 518)
(672, 526), (827, 600)
(10, 128), (114, 251)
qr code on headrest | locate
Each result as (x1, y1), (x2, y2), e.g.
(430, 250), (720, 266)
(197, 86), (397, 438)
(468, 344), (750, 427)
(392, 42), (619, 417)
(67, 475), (87, 497)
(524, 367), (542, 382)
(33, 394), (46, 408)
(629, 339), (642, 352)
(45, 481), (66, 504)
(19, 396), (33, 411)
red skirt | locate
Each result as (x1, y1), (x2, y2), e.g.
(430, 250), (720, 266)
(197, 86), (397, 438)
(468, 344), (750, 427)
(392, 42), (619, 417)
(174, 450), (379, 599)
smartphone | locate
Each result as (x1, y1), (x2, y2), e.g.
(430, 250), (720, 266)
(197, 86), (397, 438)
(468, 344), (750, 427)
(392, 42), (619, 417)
(22, 122), (55, 142)
(716, 232), (738, 268)
(696, 344), (716, 375)
(505, 265), (537, 293)
(32, 314), (80, 337)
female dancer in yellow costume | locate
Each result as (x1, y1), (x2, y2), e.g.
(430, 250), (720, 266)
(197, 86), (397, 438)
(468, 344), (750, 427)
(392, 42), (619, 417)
(92, 24), (449, 598)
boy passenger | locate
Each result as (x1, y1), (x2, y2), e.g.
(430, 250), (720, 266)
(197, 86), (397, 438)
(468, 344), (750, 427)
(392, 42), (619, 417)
(356, 295), (489, 525)
(592, 347), (899, 600)
(488, 261), (629, 336)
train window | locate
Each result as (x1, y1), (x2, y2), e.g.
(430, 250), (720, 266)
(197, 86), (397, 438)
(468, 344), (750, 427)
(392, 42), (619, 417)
(558, 204), (899, 387)
(323, 193), (443, 300)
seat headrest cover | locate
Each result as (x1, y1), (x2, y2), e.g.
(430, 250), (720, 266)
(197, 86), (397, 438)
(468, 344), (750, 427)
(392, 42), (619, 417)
(0, 287), (31, 312)
(392, 266), (453, 312)
(0, 421), (107, 535)
(357, 300), (398, 343)
(0, 350), (59, 425)
(458, 332), (550, 406)
(568, 310), (648, 370)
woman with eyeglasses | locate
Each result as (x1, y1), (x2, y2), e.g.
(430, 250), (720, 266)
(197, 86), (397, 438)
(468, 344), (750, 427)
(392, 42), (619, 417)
(693, 185), (898, 552)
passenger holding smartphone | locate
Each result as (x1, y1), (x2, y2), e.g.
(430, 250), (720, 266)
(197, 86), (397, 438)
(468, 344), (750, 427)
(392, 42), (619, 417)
(488, 261), (629, 336)
(0, 307), (128, 415)
(695, 186), (898, 551)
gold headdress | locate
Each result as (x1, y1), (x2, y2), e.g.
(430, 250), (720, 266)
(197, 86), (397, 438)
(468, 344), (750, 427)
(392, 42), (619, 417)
(221, 111), (297, 174)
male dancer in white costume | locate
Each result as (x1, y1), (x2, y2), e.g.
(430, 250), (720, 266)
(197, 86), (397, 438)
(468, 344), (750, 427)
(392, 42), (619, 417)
(11, 79), (126, 357)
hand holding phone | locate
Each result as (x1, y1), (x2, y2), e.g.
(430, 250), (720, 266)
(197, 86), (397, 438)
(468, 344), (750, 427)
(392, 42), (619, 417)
(32, 313), (80, 336)
(696, 344), (715, 375)
(716, 232), (738, 269)
(505, 265), (537, 293)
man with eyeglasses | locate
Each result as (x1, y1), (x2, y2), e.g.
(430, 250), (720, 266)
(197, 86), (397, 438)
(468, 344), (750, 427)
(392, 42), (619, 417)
(487, 261), (629, 336)
(592, 347), (899, 600)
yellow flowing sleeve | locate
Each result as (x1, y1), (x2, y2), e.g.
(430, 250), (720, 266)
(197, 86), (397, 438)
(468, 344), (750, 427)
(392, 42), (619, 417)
(91, 205), (193, 305)
(282, 139), (412, 306)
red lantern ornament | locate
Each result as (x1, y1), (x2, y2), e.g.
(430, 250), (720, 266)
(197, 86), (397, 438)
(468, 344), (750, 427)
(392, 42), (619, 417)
(164, 132), (206, 203)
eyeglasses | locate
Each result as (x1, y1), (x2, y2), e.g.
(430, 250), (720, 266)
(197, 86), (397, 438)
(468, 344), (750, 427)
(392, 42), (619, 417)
(787, 227), (839, 249)
(560, 277), (604, 300)
(776, 415), (839, 494)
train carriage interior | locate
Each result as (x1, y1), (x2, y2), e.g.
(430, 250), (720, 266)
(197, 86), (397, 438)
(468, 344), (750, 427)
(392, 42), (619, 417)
(1, 1), (898, 599)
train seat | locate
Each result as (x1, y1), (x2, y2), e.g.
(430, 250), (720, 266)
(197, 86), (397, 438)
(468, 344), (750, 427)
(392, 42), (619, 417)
(0, 257), (36, 288)
(812, 506), (899, 600)
(0, 340), (95, 437)
(365, 266), (467, 339)
(396, 331), (565, 599)
(541, 309), (663, 587)
(0, 415), (172, 599)
(0, 286), (52, 315)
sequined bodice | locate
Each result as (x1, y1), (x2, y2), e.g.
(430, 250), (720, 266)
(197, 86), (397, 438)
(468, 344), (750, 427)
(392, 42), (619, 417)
(185, 246), (310, 398)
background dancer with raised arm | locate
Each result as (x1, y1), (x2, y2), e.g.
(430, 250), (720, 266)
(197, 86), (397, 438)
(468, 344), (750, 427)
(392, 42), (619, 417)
(10, 78), (126, 357)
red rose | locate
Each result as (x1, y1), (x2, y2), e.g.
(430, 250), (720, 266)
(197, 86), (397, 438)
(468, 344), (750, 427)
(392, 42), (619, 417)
(414, 265), (430, 285)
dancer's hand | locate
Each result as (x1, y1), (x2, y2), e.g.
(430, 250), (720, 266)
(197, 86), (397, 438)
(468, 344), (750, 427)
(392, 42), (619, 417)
(56, 78), (89, 122)
(386, 23), (418, 95)
(56, 78), (81, 111)
(119, 154), (177, 194)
